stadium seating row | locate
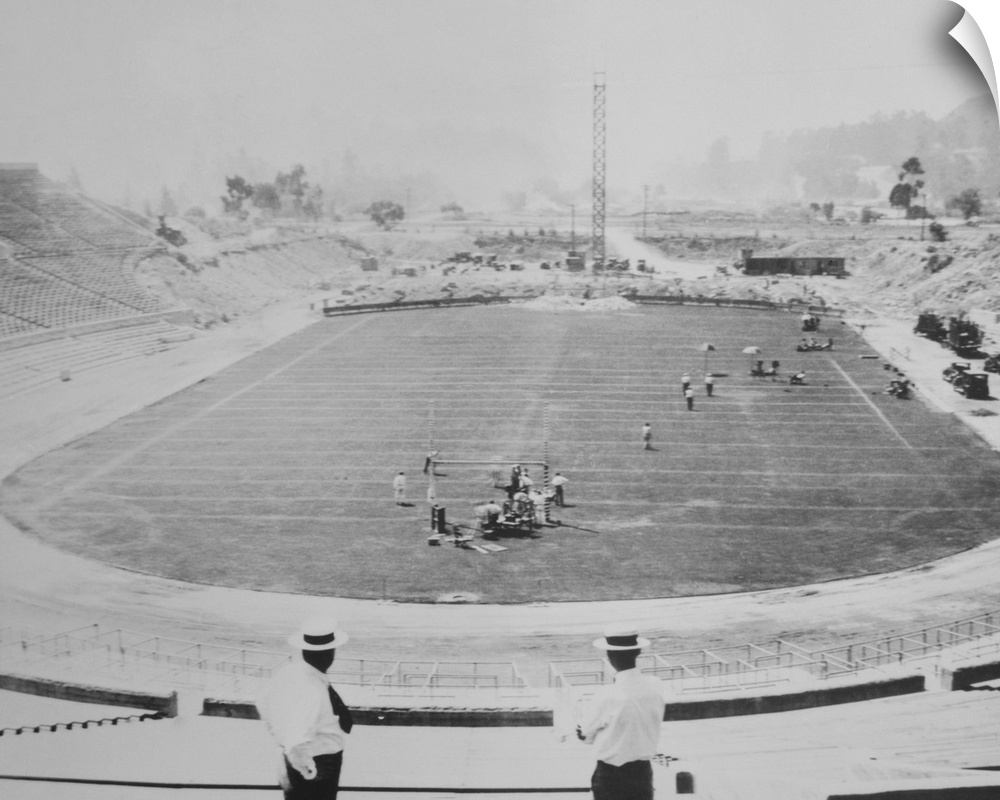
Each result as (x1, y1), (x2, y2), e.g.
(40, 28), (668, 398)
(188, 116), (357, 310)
(0, 168), (170, 335)
(0, 314), (45, 339)
(18, 253), (164, 314)
(0, 199), (89, 256)
(0, 171), (151, 255)
(0, 319), (192, 399)
(0, 260), (154, 333)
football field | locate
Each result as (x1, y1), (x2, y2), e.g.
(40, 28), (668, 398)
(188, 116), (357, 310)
(4, 303), (1000, 602)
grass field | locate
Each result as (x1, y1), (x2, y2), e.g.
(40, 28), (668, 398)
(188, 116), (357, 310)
(4, 303), (1000, 603)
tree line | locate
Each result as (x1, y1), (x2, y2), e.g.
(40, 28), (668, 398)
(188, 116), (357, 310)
(220, 164), (406, 229)
(221, 165), (324, 221)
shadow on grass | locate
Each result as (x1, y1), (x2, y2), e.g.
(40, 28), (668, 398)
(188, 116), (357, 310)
(471, 520), (545, 540)
(481, 527), (542, 541)
(551, 522), (602, 534)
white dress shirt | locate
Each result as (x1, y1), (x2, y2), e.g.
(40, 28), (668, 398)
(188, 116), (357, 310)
(578, 668), (665, 766)
(257, 659), (349, 758)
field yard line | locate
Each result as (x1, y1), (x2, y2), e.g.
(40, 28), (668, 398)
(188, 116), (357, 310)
(827, 357), (913, 450)
(87, 466), (945, 478)
(60, 503), (986, 518)
(42, 315), (373, 501)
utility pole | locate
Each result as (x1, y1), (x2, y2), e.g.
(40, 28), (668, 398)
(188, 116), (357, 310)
(642, 184), (649, 240)
(591, 72), (606, 270)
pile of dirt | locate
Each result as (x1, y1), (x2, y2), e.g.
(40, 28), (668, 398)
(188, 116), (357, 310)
(646, 222), (1000, 322)
(851, 235), (1000, 318)
(350, 229), (476, 263)
(134, 236), (359, 326)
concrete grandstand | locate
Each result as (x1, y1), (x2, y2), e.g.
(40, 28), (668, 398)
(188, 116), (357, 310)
(4, 168), (1000, 798)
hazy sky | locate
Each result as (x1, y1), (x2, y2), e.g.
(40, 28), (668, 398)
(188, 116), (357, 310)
(0, 0), (994, 209)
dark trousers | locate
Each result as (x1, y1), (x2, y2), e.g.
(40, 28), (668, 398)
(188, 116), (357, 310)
(686, 397), (694, 410)
(284, 752), (343, 800)
(554, 486), (564, 506)
(706, 384), (713, 396)
(591, 759), (653, 800)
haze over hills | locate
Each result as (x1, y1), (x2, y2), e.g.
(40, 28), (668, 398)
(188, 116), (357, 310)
(117, 93), (999, 220)
(646, 94), (1000, 210)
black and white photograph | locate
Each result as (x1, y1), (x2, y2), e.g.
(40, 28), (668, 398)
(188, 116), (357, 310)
(1, 1), (1000, 797)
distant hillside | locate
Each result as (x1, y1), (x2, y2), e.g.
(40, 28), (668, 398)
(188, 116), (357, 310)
(655, 94), (1000, 208)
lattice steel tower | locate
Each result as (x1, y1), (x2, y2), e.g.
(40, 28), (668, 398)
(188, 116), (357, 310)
(591, 72), (606, 268)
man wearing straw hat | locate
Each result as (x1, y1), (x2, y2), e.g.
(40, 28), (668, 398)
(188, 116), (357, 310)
(258, 618), (354, 799)
(576, 625), (665, 800)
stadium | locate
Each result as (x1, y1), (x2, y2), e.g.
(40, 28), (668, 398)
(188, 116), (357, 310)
(4, 2), (1000, 795)
(3, 157), (1000, 799)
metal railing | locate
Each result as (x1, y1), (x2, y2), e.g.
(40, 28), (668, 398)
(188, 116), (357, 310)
(548, 610), (1000, 693)
(0, 625), (291, 695)
(374, 660), (527, 690)
(0, 625), (531, 701)
(5, 611), (1000, 703)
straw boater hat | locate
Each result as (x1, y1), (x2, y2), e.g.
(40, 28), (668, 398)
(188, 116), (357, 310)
(289, 618), (349, 650)
(592, 625), (650, 651)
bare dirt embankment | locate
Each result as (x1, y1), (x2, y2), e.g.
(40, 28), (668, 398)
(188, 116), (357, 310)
(135, 220), (612, 324)
(134, 215), (1000, 357)
(640, 218), (1000, 324)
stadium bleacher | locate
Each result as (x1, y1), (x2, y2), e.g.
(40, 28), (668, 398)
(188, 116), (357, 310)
(17, 253), (163, 314)
(0, 164), (167, 335)
(0, 319), (193, 399)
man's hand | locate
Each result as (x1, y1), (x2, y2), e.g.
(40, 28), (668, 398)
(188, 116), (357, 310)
(287, 743), (317, 780)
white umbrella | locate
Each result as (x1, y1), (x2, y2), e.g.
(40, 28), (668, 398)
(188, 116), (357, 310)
(699, 343), (716, 373)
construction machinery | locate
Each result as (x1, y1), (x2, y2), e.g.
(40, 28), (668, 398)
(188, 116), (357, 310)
(565, 251), (586, 271)
(914, 312), (947, 342)
(943, 362), (972, 383)
(915, 312), (983, 357)
(947, 315), (984, 357)
(954, 372), (990, 400)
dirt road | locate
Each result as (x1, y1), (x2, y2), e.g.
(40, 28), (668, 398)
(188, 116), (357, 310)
(605, 227), (715, 279)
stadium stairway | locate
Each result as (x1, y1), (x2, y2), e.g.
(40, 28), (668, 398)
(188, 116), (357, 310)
(0, 319), (195, 400)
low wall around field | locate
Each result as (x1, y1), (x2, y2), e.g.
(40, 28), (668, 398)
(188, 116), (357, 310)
(0, 673), (177, 716)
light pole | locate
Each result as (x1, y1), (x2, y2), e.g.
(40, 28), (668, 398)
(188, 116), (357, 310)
(642, 184), (649, 240)
(570, 204), (576, 253)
